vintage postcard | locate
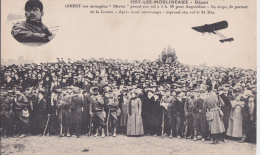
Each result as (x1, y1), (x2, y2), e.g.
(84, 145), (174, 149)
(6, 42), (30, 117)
(1, 0), (257, 154)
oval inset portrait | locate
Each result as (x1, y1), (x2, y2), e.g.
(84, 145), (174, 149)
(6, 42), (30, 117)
(10, 0), (58, 46)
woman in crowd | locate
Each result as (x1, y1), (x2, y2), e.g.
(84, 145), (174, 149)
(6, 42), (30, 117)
(127, 89), (144, 136)
(226, 93), (244, 140)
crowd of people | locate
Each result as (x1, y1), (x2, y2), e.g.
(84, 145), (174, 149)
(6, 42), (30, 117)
(0, 57), (257, 144)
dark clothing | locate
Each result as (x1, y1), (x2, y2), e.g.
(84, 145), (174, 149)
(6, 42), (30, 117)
(82, 94), (91, 134)
(220, 94), (232, 131)
(35, 98), (47, 134)
(142, 96), (153, 134)
(70, 95), (83, 124)
(13, 93), (29, 135)
(161, 95), (175, 132)
(21, 78), (31, 91)
(90, 94), (105, 130)
(57, 93), (71, 133)
(70, 95), (83, 136)
(74, 82), (84, 89)
(119, 96), (129, 128)
(12, 20), (52, 42)
(149, 98), (162, 126)
(105, 96), (119, 129)
(1, 96), (13, 136)
(184, 97), (196, 137)
(175, 98), (185, 136)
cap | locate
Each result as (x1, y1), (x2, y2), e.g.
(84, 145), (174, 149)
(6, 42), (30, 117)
(176, 89), (182, 96)
(25, 0), (43, 12)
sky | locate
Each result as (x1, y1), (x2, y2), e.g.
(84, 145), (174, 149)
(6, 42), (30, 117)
(1, 0), (257, 69)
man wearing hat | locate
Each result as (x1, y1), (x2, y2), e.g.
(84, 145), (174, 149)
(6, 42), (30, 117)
(4, 76), (15, 90)
(195, 89), (209, 142)
(118, 87), (129, 135)
(184, 90), (196, 139)
(13, 87), (30, 138)
(142, 89), (154, 135)
(70, 88), (83, 138)
(160, 86), (175, 138)
(35, 90), (48, 136)
(104, 90), (119, 137)
(82, 77), (91, 92)
(57, 89), (72, 137)
(89, 87), (106, 138)
(81, 89), (91, 135)
(1, 91), (14, 138)
(174, 89), (185, 139)
(149, 91), (162, 136)
(218, 86), (231, 142)
(203, 86), (225, 144)
(21, 73), (31, 91)
(74, 76), (84, 89)
(12, 0), (54, 43)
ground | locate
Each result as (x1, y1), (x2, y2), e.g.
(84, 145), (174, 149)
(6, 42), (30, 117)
(1, 135), (256, 155)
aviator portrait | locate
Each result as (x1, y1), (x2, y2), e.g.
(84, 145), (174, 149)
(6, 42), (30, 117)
(11, 0), (57, 46)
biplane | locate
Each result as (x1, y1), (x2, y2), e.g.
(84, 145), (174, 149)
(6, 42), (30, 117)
(192, 21), (234, 43)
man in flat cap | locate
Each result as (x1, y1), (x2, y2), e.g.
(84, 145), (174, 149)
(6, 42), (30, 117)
(174, 89), (185, 139)
(13, 87), (30, 138)
(57, 89), (71, 137)
(70, 88), (83, 138)
(218, 86), (231, 142)
(35, 91), (48, 136)
(1, 91), (14, 138)
(160, 86), (175, 138)
(184, 90), (196, 139)
(104, 89), (119, 137)
(89, 87), (106, 138)
(11, 0), (54, 43)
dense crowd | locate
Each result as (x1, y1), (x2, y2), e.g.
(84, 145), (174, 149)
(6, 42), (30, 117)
(0, 58), (257, 144)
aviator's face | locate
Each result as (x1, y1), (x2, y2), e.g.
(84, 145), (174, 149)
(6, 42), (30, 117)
(25, 7), (43, 22)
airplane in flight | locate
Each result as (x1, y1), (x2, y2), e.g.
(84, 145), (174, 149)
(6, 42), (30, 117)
(192, 21), (234, 43)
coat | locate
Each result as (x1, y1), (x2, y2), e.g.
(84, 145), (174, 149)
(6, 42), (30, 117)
(119, 96), (129, 127)
(127, 97), (144, 136)
(161, 95), (176, 129)
(82, 94), (91, 122)
(175, 98), (185, 118)
(192, 98), (204, 128)
(149, 98), (162, 126)
(220, 94), (232, 130)
(105, 95), (119, 121)
(1, 96), (13, 125)
(90, 94), (105, 121)
(12, 20), (52, 42)
(203, 92), (225, 134)
(70, 95), (83, 124)
(226, 101), (244, 137)
(36, 98), (47, 129)
(57, 93), (71, 120)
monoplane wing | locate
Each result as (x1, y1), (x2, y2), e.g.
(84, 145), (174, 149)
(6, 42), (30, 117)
(192, 21), (228, 33)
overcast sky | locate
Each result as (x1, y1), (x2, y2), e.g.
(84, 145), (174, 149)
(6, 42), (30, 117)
(1, 0), (257, 69)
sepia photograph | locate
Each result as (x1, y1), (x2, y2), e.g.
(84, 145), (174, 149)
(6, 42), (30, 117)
(9, 0), (58, 46)
(1, 0), (258, 154)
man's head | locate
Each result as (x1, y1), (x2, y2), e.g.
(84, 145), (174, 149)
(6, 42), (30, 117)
(25, 0), (44, 22)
